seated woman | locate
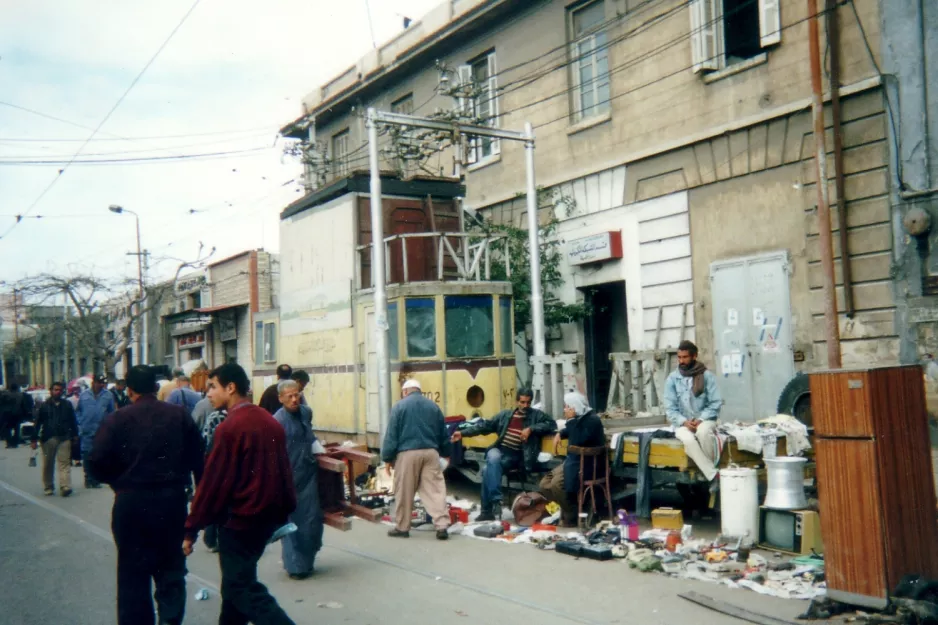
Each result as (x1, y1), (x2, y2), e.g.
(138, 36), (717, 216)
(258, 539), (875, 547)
(538, 392), (606, 527)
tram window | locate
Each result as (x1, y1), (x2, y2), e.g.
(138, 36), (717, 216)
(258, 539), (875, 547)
(405, 298), (436, 358)
(388, 302), (399, 359)
(499, 297), (513, 354)
(445, 295), (494, 358)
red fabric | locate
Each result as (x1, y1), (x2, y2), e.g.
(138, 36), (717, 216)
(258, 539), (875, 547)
(502, 414), (525, 450)
(184, 403), (296, 539)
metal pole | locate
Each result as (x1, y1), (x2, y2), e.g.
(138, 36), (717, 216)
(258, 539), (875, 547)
(141, 250), (149, 365)
(826, 0), (853, 318)
(367, 108), (392, 442)
(524, 122), (546, 358)
(62, 292), (70, 380)
(808, 0), (842, 368)
(133, 214), (144, 366)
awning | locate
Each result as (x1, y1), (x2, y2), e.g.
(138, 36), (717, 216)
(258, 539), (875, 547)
(196, 303), (247, 314)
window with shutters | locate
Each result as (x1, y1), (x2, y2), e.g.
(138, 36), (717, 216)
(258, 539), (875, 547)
(456, 50), (499, 165)
(391, 94), (413, 116)
(569, 0), (610, 123)
(690, 0), (781, 74)
(332, 129), (350, 178)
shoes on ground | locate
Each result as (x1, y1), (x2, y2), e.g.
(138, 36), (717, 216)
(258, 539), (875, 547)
(288, 571), (313, 580)
(475, 511), (496, 522)
(60, 487), (72, 497)
(387, 528), (410, 538)
(44, 489), (54, 496)
(436, 529), (449, 541)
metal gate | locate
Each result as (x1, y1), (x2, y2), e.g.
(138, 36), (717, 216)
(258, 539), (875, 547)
(710, 251), (795, 422)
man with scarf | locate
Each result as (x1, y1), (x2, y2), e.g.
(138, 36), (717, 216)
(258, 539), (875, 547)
(664, 340), (723, 482)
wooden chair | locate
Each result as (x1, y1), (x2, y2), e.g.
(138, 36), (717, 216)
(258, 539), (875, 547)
(569, 445), (614, 524)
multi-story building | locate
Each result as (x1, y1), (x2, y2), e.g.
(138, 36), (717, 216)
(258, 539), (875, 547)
(280, 0), (936, 422)
(157, 250), (278, 382)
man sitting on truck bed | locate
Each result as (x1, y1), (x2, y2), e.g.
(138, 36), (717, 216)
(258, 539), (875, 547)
(663, 340), (723, 483)
(451, 389), (557, 521)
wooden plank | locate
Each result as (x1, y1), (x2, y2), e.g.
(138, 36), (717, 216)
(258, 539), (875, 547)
(678, 591), (801, 625)
(341, 502), (384, 522)
(318, 456), (348, 473)
(324, 511), (353, 532)
(332, 448), (380, 467)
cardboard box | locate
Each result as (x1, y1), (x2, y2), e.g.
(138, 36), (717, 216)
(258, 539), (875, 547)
(651, 508), (684, 530)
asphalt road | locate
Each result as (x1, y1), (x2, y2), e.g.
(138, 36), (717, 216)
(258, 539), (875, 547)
(0, 445), (809, 625)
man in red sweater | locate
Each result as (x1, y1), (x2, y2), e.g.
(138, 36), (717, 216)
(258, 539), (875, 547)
(183, 363), (297, 625)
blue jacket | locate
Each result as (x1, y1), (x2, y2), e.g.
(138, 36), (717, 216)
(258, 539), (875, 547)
(381, 393), (451, 463)
(167, 387), (202, 415)
(76, 389), (116, 452)
(663, 368), (723, 428)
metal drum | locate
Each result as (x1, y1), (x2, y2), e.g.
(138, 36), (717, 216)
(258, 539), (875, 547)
(763, 457), (809, 510)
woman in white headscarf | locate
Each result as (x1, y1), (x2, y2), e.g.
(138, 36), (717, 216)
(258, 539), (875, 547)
(538, 391), (606, 526)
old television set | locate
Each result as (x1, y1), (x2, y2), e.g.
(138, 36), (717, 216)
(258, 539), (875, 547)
(758, 507), (824, 555)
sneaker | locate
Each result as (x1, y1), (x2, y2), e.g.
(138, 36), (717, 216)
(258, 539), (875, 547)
(44, 489), (54, 496)
(60, 487), (73, 497)
(436, 529), (449, 541)
(387, 528), (410, 538)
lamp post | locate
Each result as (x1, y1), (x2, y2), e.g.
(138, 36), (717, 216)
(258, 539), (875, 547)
(108, 205), (147, 367)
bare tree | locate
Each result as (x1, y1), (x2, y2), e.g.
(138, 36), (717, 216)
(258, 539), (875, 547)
(15, 244), (215, 376)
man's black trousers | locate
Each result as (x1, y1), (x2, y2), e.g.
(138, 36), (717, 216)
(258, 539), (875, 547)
(217, 525), (296, 625)
(111, 488), (188, 625)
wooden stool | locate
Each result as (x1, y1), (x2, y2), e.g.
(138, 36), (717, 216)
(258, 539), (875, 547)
(569, 445), (614, 524)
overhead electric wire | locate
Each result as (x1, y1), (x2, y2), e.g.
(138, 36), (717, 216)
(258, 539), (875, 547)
(0, 132), (276, 159)
(0, 124), (277, 143)
(0, 0), (204, 241)
(0, 146), (272, 166)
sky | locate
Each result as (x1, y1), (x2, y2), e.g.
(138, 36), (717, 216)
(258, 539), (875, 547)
(0, 0), (441, 288)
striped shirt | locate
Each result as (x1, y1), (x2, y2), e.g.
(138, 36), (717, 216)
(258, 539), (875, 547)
(500, 413), (525, 451)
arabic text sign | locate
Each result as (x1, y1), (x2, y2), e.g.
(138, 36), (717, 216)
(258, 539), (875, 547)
(567, 231), (623, 266)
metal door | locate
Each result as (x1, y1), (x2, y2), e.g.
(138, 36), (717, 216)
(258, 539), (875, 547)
(364, 308), (380, 432)
(710, 252), (794, 422)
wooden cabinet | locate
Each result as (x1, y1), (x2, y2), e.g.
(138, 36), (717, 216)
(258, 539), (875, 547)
(811, 365), (938, 608)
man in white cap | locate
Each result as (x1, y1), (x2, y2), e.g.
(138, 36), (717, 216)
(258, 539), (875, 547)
(380, 378), (451, 540)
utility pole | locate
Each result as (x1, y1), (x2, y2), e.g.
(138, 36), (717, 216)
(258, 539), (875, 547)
(62, 291), (70, 381)
(808, 0), (842, 368)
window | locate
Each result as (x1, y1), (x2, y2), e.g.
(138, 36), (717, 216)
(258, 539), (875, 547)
(391, 94), (413, 116)
(445, 295), (494, 358)
(387, 302), (400, 359)
(690, 0), (781, 73)
(255, 321), (277, 363)
(457, 50), (499, 163)
(332, 129), (350, 178)
(405, 298), (436, 358)
(499, 297), (513, 354)
(569, 1), (610, 122)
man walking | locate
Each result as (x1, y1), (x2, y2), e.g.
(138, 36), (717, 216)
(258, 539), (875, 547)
(87, 365), (205, 625)
(184, 363), (297, 625)
(664, 340), (724, 483)
(2, 383), (30, 448)
(272, 380), (324, 579)
(451, 388), (556, 521)
(76, 375), (116, 487)
(110, 379), (131, 409)
(31, 381), (78, 497)
(258, 363), (292, 415)
(167, 374), (202, 415)
(381, 379), (451, 540)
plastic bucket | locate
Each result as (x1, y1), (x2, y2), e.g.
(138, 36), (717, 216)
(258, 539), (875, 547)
(719, 466), (759, 540)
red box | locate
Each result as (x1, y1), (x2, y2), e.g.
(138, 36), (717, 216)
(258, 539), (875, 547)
(449, 507), (469, 524)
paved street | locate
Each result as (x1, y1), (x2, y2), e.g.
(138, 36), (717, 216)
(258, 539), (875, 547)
(1, 445), (807, 625)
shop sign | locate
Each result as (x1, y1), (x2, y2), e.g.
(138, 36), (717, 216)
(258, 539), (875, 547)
(175, 274), (206, 296)
(567, 231), (623, 266)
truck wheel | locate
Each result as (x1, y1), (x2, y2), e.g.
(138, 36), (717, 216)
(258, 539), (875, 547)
(777, 373), (812, 427)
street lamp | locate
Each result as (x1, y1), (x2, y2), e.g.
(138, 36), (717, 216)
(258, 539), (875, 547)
(108, 205), (147, 366)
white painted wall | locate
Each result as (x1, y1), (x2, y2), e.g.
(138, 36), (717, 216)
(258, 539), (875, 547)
(556, 191), (693, 352)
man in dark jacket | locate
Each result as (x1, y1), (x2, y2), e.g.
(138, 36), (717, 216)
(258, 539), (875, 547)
(2, 383), (30, 448)
(110, 379), (131, 409)
(184, 363), (297, 625)
(381, 379), (451, 540)
(31, 381), (79, 496)
(451, 388), (557, 521)
(258, 363), (292, 415)
(88, 365), (205, 625)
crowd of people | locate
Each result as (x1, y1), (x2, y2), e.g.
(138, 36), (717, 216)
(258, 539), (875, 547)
(3, 338), (722, 625)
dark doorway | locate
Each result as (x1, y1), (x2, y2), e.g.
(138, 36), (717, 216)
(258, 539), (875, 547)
(581, 281), (629, 413)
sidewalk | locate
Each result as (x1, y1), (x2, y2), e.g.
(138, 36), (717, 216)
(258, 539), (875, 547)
(0, 445), (812, 625)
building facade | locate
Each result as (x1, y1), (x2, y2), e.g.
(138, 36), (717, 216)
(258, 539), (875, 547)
(281, 0), (934, 422)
